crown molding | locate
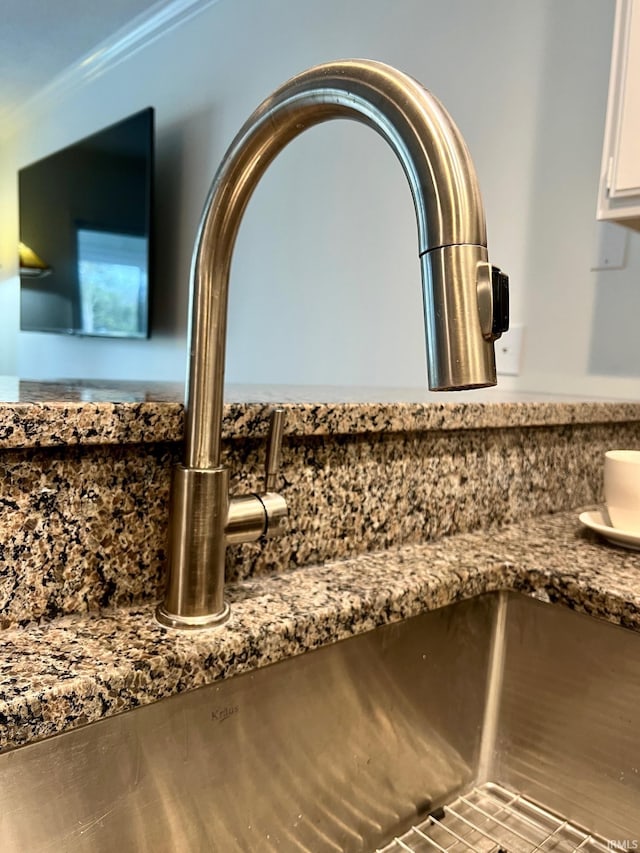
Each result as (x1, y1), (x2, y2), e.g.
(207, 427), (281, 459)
(7, 0), (220, 133)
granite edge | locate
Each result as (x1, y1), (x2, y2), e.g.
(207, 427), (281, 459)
(1, 509), (639, 752)
(2, 398), (640, 449)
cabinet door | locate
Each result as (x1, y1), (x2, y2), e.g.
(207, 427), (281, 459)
(598, 0), (640, 229)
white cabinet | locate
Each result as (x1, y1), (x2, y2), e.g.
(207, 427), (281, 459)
(598, 0), (640, 230)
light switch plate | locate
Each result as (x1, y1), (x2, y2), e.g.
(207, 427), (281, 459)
(495, 324), (524, 376)
(592, 221), (628, 270)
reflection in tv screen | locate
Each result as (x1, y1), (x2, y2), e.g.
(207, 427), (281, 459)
(18, 107), (154, 339)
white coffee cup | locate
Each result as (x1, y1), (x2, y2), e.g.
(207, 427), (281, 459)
(604, 450), (640, 533)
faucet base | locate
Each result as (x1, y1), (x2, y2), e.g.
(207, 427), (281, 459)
(155, 601), (231, 631)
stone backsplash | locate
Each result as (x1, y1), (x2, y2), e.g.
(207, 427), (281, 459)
(1, 400), (639, 627)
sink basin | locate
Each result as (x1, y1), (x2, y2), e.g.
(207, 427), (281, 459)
(0, 592), (638, 850)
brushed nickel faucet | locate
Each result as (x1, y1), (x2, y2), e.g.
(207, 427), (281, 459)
(156, 59), (508, 630)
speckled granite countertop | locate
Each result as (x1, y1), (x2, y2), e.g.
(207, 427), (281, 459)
(1, 508), (638, 753)
(2, 377), (640, 447)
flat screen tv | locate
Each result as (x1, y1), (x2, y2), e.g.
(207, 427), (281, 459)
(18, 107), (154, 339)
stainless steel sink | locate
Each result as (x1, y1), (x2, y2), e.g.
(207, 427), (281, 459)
(1, 592), (639, 850)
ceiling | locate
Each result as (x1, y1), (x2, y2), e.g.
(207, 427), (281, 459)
(0, 0), (162, 122)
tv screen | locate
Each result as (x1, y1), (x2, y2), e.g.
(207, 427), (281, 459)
(18, 107), (154, 339)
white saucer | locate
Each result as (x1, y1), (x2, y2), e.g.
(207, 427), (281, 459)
(579, 509), (640, 551)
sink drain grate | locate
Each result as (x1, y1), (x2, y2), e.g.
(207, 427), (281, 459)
(377, 782), (611, 853)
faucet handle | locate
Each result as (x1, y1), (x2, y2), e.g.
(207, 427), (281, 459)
(264, 407), (285, 491)
(261, 407), (288, 539)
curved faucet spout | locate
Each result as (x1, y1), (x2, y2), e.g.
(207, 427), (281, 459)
(186, 58), (498, 471)
(157, 59), (508, 629)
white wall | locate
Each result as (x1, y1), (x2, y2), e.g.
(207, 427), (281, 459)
(1, 0), (636, 397)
